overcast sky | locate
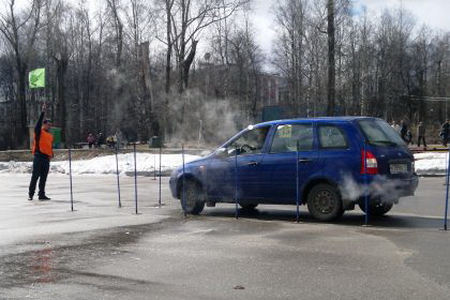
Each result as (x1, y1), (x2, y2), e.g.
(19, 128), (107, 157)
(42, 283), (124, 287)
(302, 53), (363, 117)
(252, 0), (450, 55)
(355, 0), (450, 30)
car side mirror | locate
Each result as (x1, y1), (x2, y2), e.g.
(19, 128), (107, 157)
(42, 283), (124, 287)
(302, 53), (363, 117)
(215, 147), (229, 158)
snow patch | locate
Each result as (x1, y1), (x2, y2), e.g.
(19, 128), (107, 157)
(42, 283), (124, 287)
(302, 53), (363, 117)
(0, 153), (202, 176)
(0, 152), (447, 176)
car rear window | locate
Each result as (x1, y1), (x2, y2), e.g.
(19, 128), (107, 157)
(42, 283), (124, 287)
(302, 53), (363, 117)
(357, 119), (405, 146)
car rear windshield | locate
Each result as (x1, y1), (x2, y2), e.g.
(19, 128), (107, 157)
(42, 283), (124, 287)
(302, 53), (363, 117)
(357, 119), (405, 147)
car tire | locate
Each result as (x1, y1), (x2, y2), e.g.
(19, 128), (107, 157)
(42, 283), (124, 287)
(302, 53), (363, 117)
(181, 180), (205, 215)
(358, 201), (393, 216)
(307, 183), (343, 221)
(239, 203), (258, 210)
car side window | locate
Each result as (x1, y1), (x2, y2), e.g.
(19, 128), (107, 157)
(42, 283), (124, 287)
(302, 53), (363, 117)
(227, 126), (270, 155)
(270, 124), (314, 153)
(318, 125), (348, 149)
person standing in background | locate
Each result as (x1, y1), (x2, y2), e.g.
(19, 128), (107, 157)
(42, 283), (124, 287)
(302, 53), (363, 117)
(391, 120), (401, 134)
(441, 119), (450, 147)
(417, 122), (427, 149)
(87, 133), (95, 148)
(400, 120), (409, 143)
(96, 132), (105, 148)
(28, 103), (53, 201)
(115, 129), (123, 149)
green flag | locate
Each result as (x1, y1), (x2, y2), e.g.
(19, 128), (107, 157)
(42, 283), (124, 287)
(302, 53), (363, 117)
(29, 68), (45, 89)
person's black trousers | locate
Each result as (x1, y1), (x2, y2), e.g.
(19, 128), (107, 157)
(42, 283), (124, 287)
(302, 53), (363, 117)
(418, 135), (427, 147)
(29, 153), (50, 197)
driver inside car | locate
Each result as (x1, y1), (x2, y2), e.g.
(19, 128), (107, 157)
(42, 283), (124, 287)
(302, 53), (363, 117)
(229, 127), (270, 155)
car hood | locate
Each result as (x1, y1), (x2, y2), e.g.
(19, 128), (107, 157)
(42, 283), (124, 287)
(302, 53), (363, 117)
(173, 156), (210, 173)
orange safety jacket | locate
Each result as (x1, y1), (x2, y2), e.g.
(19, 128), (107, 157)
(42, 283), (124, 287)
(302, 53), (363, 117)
(32, 112), (53, 158)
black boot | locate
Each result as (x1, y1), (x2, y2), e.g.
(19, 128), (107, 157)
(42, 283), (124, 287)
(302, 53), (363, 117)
(38, 195), (51, 201)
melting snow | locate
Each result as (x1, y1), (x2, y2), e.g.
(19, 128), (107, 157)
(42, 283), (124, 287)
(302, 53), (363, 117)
(0, 152), (448, 176)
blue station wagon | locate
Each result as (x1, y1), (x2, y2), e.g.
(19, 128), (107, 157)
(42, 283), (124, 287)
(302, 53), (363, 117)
(169, 117), (419, 221)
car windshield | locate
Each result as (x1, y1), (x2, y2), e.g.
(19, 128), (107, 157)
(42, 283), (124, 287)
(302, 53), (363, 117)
(357, 119), (405, 147)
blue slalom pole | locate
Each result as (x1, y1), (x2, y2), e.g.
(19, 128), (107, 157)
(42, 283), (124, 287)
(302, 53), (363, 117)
(444, 144), (450, 230)
(68, 148), (74, 212)
(133, 143), (138, 214)
(153, 155), (157, 180)
(296, 142), (300, 223)
(363, 140), (369, 226)
(181, 144), (186, 216)
(115, 146), (122, 208)
(158, 145), (162, 207)
(235, 147), (239, 220)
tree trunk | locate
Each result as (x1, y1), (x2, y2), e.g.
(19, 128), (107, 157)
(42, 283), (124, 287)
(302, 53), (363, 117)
(182, 40), (198, 89)
(165, 0), (173, 94)
(327, 0), (335, 116)
(17, 63), (28, 147)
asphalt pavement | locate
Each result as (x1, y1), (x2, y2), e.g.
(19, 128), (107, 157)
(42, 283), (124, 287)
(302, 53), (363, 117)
(0, 174), (449, 299)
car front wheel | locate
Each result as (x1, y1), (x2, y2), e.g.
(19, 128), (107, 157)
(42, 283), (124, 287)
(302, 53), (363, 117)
(180, 180), (205, 215)
(307, 183), (343, 221)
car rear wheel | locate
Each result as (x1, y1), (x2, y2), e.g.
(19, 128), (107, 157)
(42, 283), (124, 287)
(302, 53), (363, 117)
(307, 183), (343, 221)
(358, 201), (393, 216)
(239, 203), (258, 210)
(180, 180), (205, 215)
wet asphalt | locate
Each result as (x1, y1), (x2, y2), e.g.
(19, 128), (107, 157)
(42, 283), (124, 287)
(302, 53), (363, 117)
(0, 174), (449, 299)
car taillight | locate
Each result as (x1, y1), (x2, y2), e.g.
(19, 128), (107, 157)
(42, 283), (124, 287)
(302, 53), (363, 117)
(361, 150), (378, 174)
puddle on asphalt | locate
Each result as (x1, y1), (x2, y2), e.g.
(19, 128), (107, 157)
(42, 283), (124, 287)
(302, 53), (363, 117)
(0, 220), (174, 289)
(1, 213), (289, 289)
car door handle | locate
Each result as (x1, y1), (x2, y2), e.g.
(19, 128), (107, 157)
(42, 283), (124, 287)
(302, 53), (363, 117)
(246, 161), (258, 166)
(298, 158), (312, 163)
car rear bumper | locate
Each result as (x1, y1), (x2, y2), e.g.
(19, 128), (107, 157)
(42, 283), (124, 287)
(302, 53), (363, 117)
(396, 174), (419, 197)
(369, 173), (419, 199)
(342, 173), (419, 207)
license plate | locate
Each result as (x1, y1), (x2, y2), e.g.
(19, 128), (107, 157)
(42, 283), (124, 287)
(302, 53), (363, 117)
(390, 164), (408, 174)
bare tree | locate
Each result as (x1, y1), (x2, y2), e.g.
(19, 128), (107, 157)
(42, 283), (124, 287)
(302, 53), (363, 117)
(326, 0), (335, 115)
(0, 0), (45, 147)
(207, 0), (240, 98)
(374, 8), (415, 120)
(106, 0), (124, 67)
(429, 33), (450, 122)
(228, 17), (263, 121)
(273, 0), (308, 116)
(124, 0), (159, 139)
(408, 26), (430, 123)
(45, 0), (72, 144)
(166, 0), (246, 93)
(165, 0), (174, 94)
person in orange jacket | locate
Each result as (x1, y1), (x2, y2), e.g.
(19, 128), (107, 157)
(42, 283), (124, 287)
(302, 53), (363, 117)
(28, 103), (53, 201)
